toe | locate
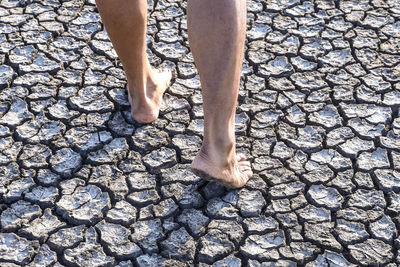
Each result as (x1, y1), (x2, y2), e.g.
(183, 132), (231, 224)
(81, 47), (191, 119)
(236, 153), (247, 162)
(242, 169), (253, 178)
(233, 171), (252, 188)
(238, 165), (252, 174)
(238, 160), (251, 168)
(243, 170), (253, 180)
(238, 162), (251, 170)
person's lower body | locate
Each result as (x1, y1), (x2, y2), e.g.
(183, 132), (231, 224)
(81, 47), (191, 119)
(96, 0), (172, 124)
(96, 0), (253, 188)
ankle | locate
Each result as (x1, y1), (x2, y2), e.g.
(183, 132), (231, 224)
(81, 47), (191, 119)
(128, 71), (160, 96)
(126, 61), (154, 85)
(201, 137), (235, 158)
(198, 142), (235, 170)
(203, 124), (235, 152)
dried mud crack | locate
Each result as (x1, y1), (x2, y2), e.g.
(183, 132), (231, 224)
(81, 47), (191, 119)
(1, 0), (400, 266)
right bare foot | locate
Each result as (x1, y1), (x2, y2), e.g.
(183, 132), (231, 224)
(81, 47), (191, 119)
(191, 146), (253, 188)
(127, 69), (172, 123)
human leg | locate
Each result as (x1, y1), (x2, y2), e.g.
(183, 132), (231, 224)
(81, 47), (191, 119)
(96, 0), (171, 123)
(187, 0), (253, 188)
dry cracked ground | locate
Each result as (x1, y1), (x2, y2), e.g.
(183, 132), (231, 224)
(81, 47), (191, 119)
(0, 0), (400, 266)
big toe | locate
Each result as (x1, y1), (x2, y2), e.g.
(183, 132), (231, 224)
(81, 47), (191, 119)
(236, 153), (247, 162)
(238, 159), (251, 168)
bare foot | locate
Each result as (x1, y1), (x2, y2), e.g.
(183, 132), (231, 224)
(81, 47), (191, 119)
(191, 147), (253, 188)
(127, 69), (172, 123)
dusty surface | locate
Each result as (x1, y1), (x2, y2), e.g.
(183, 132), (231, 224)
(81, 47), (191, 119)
(1, 0), (400, 266)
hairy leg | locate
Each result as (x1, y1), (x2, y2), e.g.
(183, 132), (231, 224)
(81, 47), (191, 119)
(96, 0), (171, 123)
(188, 0), (252, 188)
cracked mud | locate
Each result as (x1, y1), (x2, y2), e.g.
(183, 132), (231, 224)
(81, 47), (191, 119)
(1, 0), (400, 266)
